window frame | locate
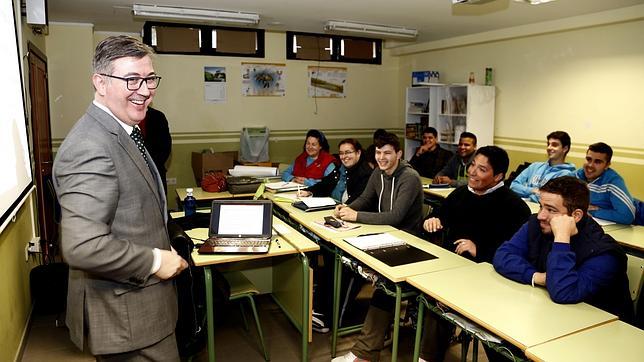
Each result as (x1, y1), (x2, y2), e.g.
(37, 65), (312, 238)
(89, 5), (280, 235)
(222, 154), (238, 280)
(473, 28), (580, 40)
(286, 31), (381, 65)
(142, 21), (265, 58)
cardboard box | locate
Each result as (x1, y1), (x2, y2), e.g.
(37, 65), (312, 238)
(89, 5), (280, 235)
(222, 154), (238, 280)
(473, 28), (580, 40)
(191, 151), (238, 183)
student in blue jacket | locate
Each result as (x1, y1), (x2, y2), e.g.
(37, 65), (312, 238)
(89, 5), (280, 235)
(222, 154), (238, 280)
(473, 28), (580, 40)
(510, 131), (576, 202)
(494, 176), (633, 323)
(575, 142), (635, 224)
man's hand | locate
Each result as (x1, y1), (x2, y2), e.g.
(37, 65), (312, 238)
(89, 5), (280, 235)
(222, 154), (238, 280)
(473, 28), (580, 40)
(336, 206), (358, 222)
(533, 272), (547, 287)
(423, 217), (443, 233)
(296, 190), (312, 198)
(155, 249), (188, 280)
(293, 176), (307, 184)
(454, 239), (476, 257)
(549, 214), (578, 243)
(416, 144), (430, 156)
(434, 175), (452, 184)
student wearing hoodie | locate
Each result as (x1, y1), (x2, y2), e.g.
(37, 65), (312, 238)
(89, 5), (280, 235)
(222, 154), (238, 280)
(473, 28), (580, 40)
(334, 132), (424, 234)
(333, 132), (423, 362)
(510, 131), (576, 202)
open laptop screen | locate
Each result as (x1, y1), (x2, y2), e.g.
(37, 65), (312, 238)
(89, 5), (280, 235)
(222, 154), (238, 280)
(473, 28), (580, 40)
(209, 200), (272, 238)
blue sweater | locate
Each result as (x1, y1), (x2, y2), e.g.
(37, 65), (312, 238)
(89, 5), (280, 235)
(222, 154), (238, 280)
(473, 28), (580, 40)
(493, 216), (633, 323)
(575, 168), (635, 224)
(510, 161), (576, 202)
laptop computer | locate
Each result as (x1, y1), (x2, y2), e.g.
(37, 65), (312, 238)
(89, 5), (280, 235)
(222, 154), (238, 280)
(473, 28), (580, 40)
(198, 200), (273, 254)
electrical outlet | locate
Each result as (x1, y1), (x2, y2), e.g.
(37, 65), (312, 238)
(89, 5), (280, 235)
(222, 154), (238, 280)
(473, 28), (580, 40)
(166, 177), (177, 185)
(28, 237), (41, 254)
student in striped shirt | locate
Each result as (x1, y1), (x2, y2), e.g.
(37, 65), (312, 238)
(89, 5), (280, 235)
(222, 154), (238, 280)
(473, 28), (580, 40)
(575, 142), (636, 224)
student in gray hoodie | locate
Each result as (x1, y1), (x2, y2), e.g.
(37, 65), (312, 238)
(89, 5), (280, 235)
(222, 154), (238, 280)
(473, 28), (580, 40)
(334, 132), (424, 235)
(333, 132), (424, 362)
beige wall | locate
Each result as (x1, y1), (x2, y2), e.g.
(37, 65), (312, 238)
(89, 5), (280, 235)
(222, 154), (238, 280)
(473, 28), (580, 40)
(48, 26), (400, 208)
(396, 16), (644, 199)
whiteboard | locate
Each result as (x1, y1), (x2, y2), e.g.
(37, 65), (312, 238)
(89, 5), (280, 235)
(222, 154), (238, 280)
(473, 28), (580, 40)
(0, 0), (34, 233)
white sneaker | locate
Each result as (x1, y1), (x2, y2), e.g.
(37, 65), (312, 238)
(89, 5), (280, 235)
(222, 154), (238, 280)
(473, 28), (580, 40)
(331, 351), (359, 362)
(312, 314), (330, 333)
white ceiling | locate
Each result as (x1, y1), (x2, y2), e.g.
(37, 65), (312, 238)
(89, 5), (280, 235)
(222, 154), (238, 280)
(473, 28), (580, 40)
(47, 0), (644, 44)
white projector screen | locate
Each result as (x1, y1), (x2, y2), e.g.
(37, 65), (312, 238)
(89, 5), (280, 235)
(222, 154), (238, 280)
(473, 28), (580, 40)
(0, 0), (34, 233)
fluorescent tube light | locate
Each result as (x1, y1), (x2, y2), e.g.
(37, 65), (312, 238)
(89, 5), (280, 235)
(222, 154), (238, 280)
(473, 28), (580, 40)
(513, 0), (557, 4)
(325, 20), (418, 39)
(132, 4), (260, 25)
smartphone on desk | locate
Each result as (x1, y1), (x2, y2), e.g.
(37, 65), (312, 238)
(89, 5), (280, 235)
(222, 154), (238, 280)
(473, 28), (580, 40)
(324, 216), (343, 228)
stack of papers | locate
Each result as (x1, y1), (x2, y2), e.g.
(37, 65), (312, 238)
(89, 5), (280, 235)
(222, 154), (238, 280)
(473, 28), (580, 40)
(344, 233), (406, 251)
(265, 181), (302, 192)
(228, 165), (278, 177)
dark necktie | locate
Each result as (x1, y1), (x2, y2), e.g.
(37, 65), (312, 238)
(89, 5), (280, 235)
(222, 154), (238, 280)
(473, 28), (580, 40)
(130, 126), (149, 165)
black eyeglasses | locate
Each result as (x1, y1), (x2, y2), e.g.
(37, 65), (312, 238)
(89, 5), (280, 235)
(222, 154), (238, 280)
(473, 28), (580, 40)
(100, 74), (162, 91)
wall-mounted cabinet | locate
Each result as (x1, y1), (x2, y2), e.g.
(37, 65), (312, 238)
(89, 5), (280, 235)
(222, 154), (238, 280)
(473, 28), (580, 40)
(404, 85), (495, 160)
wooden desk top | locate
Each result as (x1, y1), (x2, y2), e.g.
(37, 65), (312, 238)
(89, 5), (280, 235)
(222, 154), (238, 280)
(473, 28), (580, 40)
(176, 187), (255, 201)
(330, 230), (473, 283)
(406, 263), (617, 351)
(525, 320), (644, 362)
(189, 216), (319, 267)
(606, 225), (644, 252)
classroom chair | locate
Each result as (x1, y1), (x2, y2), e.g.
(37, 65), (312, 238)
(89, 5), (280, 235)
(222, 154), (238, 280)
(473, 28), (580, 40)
(222, 271), (270, 361)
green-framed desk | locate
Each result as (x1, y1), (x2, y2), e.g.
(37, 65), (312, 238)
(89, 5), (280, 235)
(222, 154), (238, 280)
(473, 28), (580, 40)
(329, 230), (474, 361)
(189, 216), (319, 362)
(407, 263), (617, 359)
(606, 225), (644, 255)
(525, 320), (644, 362)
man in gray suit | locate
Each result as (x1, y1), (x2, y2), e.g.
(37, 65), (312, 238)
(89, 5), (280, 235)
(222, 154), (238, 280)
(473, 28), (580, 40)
(53, 36), (187, 360)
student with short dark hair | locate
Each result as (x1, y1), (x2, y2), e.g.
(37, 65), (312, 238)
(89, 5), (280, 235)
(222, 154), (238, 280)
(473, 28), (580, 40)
(510, 130), (576, 202)
(409, 127), (453, 178)
(434, 132), (477, 187)
(575, 142), (636, 224)
(333, 132), (424, 362)
(417, 146), (531, 362)
(494, 176), (634, 323)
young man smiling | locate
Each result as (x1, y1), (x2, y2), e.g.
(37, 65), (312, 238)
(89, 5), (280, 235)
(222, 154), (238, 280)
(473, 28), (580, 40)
(333, 132), (424, 362)
(334, 132), (423, 234)
(434, 132), (477, 187)
(416, 146), (532, 362)
(494, 176), (633, 323)
(510, 130), (576, 202)
(575, 142), (635, 224)
(409, 127), (453, 178)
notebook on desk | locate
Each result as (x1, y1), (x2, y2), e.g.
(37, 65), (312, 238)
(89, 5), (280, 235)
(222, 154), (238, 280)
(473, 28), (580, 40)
(198, 200), (273, 254)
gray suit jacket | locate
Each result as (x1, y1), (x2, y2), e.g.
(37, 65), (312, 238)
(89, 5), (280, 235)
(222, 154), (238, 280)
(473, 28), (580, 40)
(53, 103), (177, 354)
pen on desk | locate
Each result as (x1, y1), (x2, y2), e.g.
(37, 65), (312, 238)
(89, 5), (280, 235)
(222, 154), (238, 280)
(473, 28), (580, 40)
(358, 232), (383, 237)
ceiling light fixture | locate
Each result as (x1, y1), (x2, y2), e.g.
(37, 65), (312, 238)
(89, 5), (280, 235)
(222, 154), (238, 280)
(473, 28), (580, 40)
(324, 20), (418, 39)
(132, 4), (260, 25)
(513, 0), (557, 4)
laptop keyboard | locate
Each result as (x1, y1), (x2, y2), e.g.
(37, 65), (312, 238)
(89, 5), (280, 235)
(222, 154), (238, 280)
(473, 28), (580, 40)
(208, 238), (270, 247)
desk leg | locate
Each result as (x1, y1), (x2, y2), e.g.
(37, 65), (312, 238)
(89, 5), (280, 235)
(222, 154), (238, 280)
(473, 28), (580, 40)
(331, 249), (342, 357)
(391, 284), (402, 362)
(204, 267), (215, 362)
(413, 295), (426, 361)
(301, 254), (310, 362)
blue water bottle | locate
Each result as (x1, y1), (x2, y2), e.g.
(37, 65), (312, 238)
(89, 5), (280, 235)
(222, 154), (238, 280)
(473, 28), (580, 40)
(184, 188), (197, 217)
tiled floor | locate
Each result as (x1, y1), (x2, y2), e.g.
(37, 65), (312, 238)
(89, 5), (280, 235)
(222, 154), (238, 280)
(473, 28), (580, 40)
(21, 295), (487, 361)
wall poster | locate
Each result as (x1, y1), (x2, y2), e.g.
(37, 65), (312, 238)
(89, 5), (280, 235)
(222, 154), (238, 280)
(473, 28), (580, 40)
(241, 62), (286, 96)
(308, 66), (347, 98)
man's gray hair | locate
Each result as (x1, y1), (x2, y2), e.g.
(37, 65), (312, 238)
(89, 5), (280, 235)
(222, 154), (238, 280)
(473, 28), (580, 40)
(92, 35), (154, 74)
